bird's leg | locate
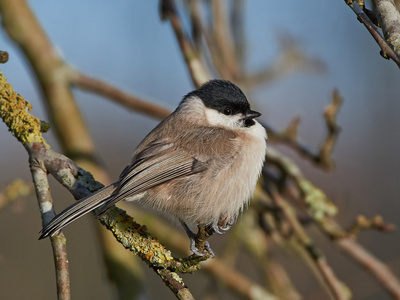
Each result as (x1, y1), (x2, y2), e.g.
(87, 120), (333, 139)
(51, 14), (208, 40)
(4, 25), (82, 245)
(181, 222), (215, 257)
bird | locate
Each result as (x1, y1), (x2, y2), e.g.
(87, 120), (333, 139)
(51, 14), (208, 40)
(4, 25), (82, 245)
(39, 79), (267, 256)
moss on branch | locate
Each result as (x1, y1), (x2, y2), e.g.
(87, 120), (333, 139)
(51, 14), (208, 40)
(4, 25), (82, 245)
(0, 72), (49, 146)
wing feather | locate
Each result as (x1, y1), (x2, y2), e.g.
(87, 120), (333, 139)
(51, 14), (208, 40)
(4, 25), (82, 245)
(96, 151), (207, 214)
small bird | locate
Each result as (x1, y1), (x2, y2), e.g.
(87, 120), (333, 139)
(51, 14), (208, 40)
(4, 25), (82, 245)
(39, 80), (267, 256)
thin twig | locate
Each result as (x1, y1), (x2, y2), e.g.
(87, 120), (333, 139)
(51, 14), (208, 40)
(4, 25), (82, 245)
(161, 0), (211, 88)
(267, 185), (350, 300)
(29, 153), (71, 300)
(231, 0), (245, 72)
(266, 89), (343, 171)
(267, 146), (400, 299)
(345, 0), (400, 67)
(337, 238), (400, 298)
(237, 208), (302, 300)
(211, 0), (238, 80)
(244, 35), (326, 87)
(186, 0), (231, 80)
(69, 69), (171, 120)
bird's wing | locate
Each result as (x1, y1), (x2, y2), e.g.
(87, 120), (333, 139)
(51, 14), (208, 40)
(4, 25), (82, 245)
(98, 127), (238, 214)
(39, 127), (238, 238)
(96, 149), (208, 214)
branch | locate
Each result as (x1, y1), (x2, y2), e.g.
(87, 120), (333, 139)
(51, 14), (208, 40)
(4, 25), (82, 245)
(211, 0), (239, 80)
(126, 206), (278, 300)
(69, 70), (171, 120)
(29, 152), (70, 300)
(0, 0), (109, 183)
(264, 89), (342, 171)
(266, 185), (350, 300)
(0, 71), (201, 298)
(266, 146), (400, 299)
(235, 208), (302, 300)
(244, 35), (326, 87)
(160, 0), (211, 88)
(345, 0), (400, 67)
(337, 238), (400, 298)
(372, 0), (400, 54)
(0, 72), (70, 300)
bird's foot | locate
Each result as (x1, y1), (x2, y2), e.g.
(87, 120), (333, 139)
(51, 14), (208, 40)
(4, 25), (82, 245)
(181, 222), (215, 257)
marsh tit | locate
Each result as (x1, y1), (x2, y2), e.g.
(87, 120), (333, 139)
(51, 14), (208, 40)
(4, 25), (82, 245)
(39, 80), (267, 256)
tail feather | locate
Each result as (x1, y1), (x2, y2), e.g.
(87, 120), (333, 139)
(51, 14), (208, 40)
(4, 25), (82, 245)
(39, 184), (117, 239)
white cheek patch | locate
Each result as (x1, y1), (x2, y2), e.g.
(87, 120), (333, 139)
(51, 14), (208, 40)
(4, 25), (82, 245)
(204, 107), (243, 129)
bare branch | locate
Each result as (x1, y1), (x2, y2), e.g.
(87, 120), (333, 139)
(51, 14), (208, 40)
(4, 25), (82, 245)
(345, 0), (400, 67)
(69, 69), (171, 120)
(264, 89), (342, 171)
(372, 0), (400, 54)
(265, 146), (400, 298)
(337, 238), (400, 298)
(244, 35), (326, 87)
(346, 215), (396, 236)
(267, 185), (350, 300)
(211, 0), (238, 80)
(161, 0), (211, 87)
(29, 152), (71, 300)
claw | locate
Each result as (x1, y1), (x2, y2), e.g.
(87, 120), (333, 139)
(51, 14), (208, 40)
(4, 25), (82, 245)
(211, 223), (225, 235)
(181, 221), (215, 257)
(189, 238), (214, 257)
(203, 241), (215, 258)
(212, 220), (234, 234)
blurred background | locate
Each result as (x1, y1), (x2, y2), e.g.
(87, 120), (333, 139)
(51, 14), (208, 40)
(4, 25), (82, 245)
(1, 0), (400, 299)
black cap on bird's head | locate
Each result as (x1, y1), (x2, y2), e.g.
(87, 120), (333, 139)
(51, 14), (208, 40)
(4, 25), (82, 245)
(187, 80), (249, 113)
(185, 80), (261, 125)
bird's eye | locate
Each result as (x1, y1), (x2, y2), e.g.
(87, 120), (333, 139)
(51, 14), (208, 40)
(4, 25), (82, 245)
(223, 108), (232, 115)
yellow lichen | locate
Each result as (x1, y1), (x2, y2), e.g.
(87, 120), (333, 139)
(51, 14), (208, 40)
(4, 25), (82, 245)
(3, 179), (32, 200)
(0, 71), (49, 147)
(300, 180), (338, 221)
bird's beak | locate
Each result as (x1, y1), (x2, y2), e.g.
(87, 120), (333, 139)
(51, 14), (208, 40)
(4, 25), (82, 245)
(244, 109), (261, 120)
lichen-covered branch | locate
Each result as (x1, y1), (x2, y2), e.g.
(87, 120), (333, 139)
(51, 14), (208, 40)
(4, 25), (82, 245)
(372, 0), (400, 54)
(266, 185), (350, 300)
(0, 73), (70, 300)
(0, 71), (199, 298)
(264, 145), (400, 299)
(0, 179), (32, 211)
(126, 206), (277, 300)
